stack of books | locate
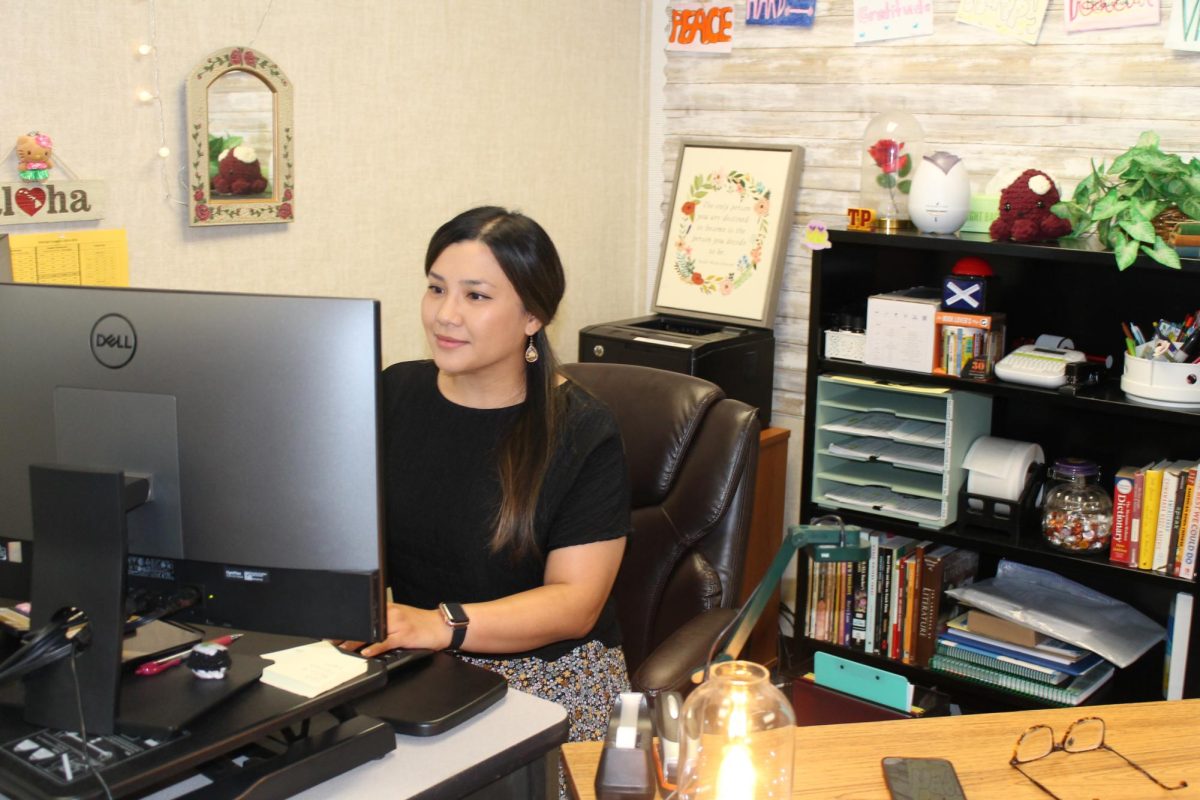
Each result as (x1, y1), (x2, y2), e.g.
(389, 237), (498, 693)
(1110, 458), (1200, 577)
(928, 610), (1114, 706)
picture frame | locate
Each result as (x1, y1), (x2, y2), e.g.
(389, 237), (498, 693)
(186, 46), (294, 227)
(653, 141), (803, 329)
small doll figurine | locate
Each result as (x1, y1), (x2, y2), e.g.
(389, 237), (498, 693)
(16, 132), (53, 182)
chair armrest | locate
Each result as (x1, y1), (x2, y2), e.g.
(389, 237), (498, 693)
(630, 608), (739, 697)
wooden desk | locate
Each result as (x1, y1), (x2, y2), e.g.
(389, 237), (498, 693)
(564, 698), (1200, 799)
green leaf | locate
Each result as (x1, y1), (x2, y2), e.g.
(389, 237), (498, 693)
(877, 174), (897, 189)
(1072, 173), (1098, 203)
(1092, 190), (1128, 220)
(1136, 130), (1161, 149)
(1144, 237), (1182, 269)
(898, 156), (912, 178)
(1109, 150), (1135, 176)
(1119, 216), (1156, 244)
(897, 180), (912, 194)
(1179, 197), (1200, 219)
(1114, 235), (1140, 270)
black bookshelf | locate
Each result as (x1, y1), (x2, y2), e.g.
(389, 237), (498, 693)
(789, 226), (1200, 708)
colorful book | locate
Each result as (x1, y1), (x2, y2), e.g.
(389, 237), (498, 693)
(1128, 462), (1150, 568)
(1138, 459), (1170, 570)
(1181, 484), (1200, 580)
(1153, 461), (1191, 572)
(930, 653), (1114, 706)
(865, 532), (881, 653)
(914, 546), (980, 667)
(1109, 466), (1138, 566)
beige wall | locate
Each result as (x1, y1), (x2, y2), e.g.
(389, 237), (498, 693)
(659, 0), (1200, 530)
(1, 1), (649, 365)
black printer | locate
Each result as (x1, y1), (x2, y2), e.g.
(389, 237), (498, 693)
(578, 315), (774, 425)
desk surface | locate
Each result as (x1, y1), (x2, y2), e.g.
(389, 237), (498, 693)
(564, 698), (1200, 799)
(145, 688), (567, 800)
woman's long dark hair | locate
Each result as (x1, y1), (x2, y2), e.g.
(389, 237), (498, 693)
(425, 206), (566, 559)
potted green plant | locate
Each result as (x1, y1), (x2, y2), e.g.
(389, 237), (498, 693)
(1051, 131), (1200, 270)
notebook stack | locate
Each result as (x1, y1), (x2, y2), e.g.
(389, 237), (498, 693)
(928, 610), (1114, 706)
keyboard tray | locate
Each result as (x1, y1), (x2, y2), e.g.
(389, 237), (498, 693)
(352, 651), (506, 736)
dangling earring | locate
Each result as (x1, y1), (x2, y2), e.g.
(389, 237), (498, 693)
(524, 335), (539, 364)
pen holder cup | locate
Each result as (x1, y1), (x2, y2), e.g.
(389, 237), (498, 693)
(956, 466), (1043, 544)
(1121, 354), (1200, 410)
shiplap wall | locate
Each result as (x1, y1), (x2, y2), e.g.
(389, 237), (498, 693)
(659, 0), (1200, 529)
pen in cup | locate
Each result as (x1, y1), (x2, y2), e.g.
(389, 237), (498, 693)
(134, 633), (243, 676)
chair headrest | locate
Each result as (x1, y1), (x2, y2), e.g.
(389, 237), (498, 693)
(561, 362), (724, 507)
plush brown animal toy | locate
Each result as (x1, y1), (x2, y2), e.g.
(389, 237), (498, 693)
(989, 169), (1073, 243)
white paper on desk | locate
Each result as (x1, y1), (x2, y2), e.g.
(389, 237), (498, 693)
(259, 640), (369, 698)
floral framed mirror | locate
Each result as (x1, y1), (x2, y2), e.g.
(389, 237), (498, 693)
(186, 46), (293, 227)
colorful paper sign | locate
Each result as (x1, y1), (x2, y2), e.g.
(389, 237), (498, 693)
(746, 0), (817, 26)
(1166, 0), (1200, 50)
(1064, 0), (1158, 32)
(956, 0), (1050, 43)
(854, 0), (934, 42)
(667, 3), (735, 52)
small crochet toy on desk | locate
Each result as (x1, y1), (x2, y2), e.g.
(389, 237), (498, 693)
(15, 132), (53, 182)
(989, 168), (1073, 243)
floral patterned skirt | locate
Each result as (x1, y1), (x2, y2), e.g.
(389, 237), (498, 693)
(457, 640), (630, 743)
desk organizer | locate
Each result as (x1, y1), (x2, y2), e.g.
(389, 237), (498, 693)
(1121, 354), (1200, 409)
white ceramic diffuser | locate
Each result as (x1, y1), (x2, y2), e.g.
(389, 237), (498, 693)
(908, 151), (970, 234)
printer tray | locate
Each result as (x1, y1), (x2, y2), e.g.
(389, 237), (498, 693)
(352, 652), (506, 737)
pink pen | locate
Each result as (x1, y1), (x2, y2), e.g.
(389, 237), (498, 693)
(134, 633), (242, 676)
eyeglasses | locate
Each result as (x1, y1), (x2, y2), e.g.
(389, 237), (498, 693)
(1010, 716), (1187, 800)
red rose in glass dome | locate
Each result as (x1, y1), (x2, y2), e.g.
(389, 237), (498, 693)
(868, 139), (909, 175)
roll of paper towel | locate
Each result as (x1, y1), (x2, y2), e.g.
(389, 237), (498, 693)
(963, 437), (1045, 501)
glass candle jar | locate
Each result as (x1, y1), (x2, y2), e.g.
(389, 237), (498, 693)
(1041, 458), (1112, 553)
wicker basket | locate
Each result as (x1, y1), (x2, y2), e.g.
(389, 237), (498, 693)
(1153, 207), (1193, 243)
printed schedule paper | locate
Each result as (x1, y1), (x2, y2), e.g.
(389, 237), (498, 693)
(3, 229), (129, 287)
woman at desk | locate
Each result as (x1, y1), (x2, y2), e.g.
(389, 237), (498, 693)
(362, 206), (632, 744)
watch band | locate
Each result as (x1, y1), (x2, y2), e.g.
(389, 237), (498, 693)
(440, 602), (469, 650)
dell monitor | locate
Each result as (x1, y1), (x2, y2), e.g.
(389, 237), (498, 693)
(0, 282), (387, 652)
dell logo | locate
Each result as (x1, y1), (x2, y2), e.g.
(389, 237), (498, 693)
(90, 313), (137, 369)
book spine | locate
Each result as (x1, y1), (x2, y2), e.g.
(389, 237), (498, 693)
(1182, 483), (1200, 580)
(1110, 467), (1136, 565)
(865, 533), (880, 654)
(878, 547), (894, 656)
(1154, 469), (1182, 572)
(1173, 468), (1197, 576)
(902, 552), (921, 665)
(851, 558), (868, 651)
(891, 552), (907, 661)
(1165, 592), (1194, 700)
(1129, 466), (1146, 568)
(915, 554), (946, 668)
(1139, 465), (1165, 570)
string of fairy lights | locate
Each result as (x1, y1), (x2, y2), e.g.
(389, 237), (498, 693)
(134, 0), (276, 207)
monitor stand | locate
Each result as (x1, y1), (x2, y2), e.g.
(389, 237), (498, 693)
(22, 464), (142, 735)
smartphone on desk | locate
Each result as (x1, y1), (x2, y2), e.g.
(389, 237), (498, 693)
(882, 756), (967, 800)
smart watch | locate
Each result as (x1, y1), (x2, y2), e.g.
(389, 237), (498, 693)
(438, 602), (469, 650)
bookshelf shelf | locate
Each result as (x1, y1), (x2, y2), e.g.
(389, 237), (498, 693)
(793, 227), (1200, 709)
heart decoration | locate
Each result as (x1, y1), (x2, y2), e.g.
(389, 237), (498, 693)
(16, 188), (46, 216)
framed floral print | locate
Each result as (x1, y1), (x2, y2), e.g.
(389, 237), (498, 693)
(653, 141), (803, 328)
(187, 46), (294, 227)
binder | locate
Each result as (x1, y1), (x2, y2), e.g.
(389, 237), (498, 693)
(814, 651), (911, 712)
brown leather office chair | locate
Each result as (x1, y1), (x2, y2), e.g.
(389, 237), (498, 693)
(560, 362), (760, 695)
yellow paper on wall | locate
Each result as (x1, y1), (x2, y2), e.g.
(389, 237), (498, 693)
(4, 229), (129, 287)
